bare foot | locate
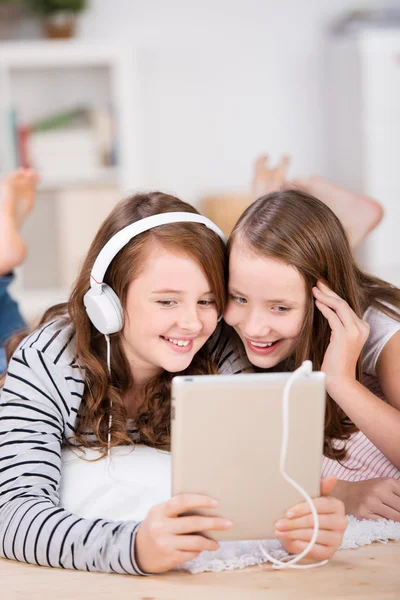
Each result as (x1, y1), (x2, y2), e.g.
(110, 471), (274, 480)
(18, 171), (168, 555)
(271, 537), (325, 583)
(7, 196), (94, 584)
(0, 169), (39, 275)
(251, 154), (290, 201)
(292, 176), (384, 249)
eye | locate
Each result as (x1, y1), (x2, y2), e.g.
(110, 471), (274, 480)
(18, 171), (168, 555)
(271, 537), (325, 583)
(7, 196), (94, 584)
(229, 294), (247, 305)
(198, 299), (216, 306)
(273, 306), (291, 313)
(157, 300), (176, 307)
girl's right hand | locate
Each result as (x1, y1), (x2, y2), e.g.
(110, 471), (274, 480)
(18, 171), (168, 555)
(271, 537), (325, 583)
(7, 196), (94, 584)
(312, 281), (370, 387)
(134, 494), (232, 573)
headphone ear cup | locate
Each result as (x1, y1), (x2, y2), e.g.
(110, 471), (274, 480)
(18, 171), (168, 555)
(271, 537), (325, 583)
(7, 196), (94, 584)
(83, 284), (124, 334)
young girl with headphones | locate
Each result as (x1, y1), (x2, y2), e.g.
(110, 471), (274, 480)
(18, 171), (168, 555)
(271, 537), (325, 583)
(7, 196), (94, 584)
(225, 189), (400, 523)
(0, 191), (346, 576)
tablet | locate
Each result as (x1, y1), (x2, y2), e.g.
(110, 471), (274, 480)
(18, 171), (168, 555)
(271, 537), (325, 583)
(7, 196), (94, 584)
(171, 371), (326, 541)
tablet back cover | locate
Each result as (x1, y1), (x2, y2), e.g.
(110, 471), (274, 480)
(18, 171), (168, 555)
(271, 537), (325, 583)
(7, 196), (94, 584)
(171, 372), (325, 541)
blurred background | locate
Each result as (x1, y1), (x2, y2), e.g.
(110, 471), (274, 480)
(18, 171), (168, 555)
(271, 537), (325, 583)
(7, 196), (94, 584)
(1, 0), (399, 321)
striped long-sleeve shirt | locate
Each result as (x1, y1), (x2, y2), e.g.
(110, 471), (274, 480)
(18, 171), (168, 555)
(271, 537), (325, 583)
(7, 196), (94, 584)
(0, 318), (250, 575)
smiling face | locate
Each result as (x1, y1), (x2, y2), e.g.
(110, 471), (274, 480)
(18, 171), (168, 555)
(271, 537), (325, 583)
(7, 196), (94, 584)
(224, 239), (308, 370)
(121, 242), (218, 384)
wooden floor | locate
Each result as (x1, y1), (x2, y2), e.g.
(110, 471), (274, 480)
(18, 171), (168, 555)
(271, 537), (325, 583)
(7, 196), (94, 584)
(1, 542), (399, 600)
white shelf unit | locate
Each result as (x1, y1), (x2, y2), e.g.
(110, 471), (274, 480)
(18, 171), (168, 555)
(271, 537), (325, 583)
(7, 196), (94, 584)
(0, 41), (141, 322)
(328, 29), (400, 287)
(35, 165), (120, 192)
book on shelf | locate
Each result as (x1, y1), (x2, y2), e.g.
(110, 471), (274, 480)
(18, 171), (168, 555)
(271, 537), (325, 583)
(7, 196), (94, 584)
(3, 105), (118, 182)
(28, 126), (100, 181)
(18, 125), (31, 169)
(30, 106), (90, 133)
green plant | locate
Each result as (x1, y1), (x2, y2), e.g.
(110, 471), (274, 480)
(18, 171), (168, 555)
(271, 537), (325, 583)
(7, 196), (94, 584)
(27, 0), (87, 14)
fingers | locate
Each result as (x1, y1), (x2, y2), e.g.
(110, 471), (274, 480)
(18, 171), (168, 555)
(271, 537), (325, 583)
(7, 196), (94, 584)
(254, 154), (269, 175)
(372, 502), (400, 522)
(253, 153), (289, 182)
(313, 285), (357, 330)
(174, 534), (220, 553)
(375, 478), (400, 500)
(320, 476), (337, 496)
(286, 495), (345, 519)
(276, 527), (344, 547)
(358, 511), (387, 521)
(371, 478), (400, 504)
(164, 494), (218, 518)
(281, 539), (337, 561)
(314, 282), (369, 338)
(314, 298), (343, 331)
(277, 153), (290, 178)
(139, 496), (228, 573)
(170, 515), (232, 535)
(313, 285), (369, 349)
(275, 512), (347, 534)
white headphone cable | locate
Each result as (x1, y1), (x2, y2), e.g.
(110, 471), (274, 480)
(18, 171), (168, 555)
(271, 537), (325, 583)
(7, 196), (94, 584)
(104, 334), (147, 486)
(105, 334), (113, 478)
(259, 360), (328, 570)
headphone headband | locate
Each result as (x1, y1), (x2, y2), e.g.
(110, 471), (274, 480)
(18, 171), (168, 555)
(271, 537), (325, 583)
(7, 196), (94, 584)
(89, 212), (227, 294)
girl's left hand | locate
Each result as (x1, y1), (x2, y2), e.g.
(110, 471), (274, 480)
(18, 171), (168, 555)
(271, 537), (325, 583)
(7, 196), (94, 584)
(274, 477), (347, 561)
(312, 281), (370, 384)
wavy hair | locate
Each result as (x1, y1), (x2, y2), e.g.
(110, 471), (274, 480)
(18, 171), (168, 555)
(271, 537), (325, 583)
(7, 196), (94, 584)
(229, 189), (400, 461)
(2, 192), (227, 453)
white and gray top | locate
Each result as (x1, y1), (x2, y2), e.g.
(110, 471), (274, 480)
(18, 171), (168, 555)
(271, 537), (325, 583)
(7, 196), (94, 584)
(0, 318), (250, 575)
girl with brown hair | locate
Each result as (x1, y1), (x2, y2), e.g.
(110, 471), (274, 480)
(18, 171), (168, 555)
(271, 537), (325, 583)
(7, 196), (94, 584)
(0, 190), (346, 576)
(225, 188), (400, 523)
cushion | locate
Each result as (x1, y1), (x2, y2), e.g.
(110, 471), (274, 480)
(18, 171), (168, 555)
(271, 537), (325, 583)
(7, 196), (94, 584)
(59, 444), (171, 522)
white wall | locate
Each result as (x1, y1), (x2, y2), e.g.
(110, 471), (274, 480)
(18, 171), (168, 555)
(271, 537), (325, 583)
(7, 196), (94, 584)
(75, 0), (380, 204)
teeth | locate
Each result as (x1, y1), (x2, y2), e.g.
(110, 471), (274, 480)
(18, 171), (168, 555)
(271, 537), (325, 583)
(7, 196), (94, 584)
(251, 341), (274, 348)
(166, 338), (190, 347)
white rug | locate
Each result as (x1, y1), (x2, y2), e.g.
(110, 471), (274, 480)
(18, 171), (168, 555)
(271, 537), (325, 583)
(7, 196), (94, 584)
(177, 516), (400, 573)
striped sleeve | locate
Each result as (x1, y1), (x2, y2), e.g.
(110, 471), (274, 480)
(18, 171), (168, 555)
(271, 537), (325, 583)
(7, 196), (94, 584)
(0, 347), (146, 575)
(208, 322), (254, 375)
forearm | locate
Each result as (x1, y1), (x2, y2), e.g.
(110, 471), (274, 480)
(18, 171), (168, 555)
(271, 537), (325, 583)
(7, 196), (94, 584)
(328, 378), (400, 469)
(0, 496), (145, 575)
(0, 347), (146, 575)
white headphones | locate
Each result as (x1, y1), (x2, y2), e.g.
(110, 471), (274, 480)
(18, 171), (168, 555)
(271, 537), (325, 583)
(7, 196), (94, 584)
(83, 212), (227, 334)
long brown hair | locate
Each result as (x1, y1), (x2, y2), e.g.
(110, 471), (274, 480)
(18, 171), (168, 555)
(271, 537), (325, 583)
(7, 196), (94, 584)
(2, 192), (227, 453)
(229, 189), (400, 460)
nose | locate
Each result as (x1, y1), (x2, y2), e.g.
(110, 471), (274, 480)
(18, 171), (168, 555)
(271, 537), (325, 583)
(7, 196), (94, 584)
(177, 305), (203, 334)
(243, 309), (272, 339)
